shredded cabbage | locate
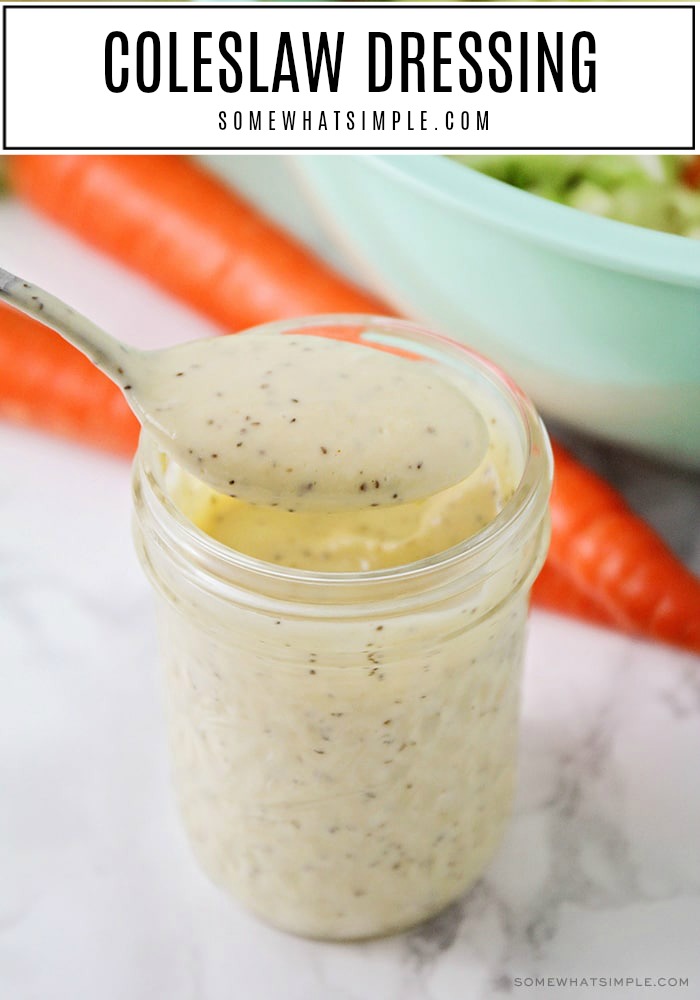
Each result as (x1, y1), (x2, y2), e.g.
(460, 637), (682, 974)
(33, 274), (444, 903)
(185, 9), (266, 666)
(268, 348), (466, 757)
(453, 156), (700, 238)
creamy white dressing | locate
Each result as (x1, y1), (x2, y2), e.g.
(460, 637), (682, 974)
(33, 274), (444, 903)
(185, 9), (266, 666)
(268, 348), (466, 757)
(131, 332), (488, 511)
(141, 354), (534, 939)
(128, 319), (553, 940)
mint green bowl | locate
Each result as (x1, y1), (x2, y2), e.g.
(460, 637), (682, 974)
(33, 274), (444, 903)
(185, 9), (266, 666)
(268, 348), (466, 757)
(294, 155), (700, 467)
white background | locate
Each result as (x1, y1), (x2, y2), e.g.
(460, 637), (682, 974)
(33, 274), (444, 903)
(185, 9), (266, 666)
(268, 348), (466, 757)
(1, 2), (696, 152)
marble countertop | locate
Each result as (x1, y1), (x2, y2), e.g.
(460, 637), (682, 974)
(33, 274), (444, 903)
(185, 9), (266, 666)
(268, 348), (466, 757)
(1, 164), (699, 1000)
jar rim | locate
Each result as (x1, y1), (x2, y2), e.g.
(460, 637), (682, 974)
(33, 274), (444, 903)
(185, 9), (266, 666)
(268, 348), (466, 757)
(134, 314), (552, 595)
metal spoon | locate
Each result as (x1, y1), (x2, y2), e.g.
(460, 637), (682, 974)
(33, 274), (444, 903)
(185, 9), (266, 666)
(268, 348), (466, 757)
(0, 267), (489, 510)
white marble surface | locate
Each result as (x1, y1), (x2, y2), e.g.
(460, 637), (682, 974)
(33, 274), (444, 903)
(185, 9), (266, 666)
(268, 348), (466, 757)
(1, 174), (700, 1000)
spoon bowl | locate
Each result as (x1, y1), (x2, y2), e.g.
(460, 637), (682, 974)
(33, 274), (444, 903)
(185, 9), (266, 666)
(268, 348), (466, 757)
(0, 267), (489, 511)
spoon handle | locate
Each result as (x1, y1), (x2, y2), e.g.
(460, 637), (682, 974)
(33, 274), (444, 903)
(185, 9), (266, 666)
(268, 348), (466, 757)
(0, 266), (137, 384)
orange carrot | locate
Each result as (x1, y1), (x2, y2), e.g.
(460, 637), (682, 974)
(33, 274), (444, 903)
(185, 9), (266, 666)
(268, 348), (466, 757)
(0, 301), (139, 457)
(546, 441), (700, 653)
(532, 560), (614, 629)
(8, 156), (386, 331)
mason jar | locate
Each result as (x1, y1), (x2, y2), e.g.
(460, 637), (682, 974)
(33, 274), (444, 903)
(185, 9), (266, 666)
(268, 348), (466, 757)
(132, 316), (552, 940)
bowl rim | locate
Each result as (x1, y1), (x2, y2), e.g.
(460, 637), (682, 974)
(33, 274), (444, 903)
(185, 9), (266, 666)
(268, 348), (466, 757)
(368, 155), (700, 287)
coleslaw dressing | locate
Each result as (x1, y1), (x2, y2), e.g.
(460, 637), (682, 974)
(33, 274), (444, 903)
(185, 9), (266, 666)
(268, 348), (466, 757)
(133, 324), (551, 940)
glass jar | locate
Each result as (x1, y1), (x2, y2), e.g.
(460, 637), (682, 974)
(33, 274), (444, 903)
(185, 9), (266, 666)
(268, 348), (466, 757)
(132, 316), (552, 941)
